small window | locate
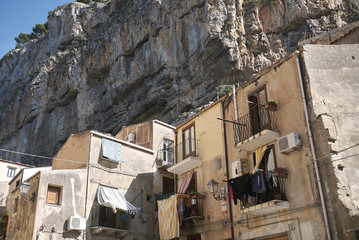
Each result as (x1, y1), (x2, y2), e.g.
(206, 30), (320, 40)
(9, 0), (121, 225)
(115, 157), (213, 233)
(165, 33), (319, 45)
(16, 180), (20, 187)
(13, 197), (19, 213)
(182, 124), (196, 159)
(7, 167), (16, 178)
(46, 186), (62, 205)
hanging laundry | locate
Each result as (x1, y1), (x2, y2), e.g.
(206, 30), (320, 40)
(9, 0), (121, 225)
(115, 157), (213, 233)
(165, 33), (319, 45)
(228, 173), (251, 205)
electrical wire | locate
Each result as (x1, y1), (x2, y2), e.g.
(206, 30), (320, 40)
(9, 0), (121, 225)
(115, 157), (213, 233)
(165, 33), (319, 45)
(0, 148), (86, 165)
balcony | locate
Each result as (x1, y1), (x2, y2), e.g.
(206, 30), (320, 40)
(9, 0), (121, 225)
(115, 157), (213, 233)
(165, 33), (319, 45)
(241, 175), (290, 216)
(167, 140), (202, 175)
(155, 193), (204, 221)
(90, 206), (129, 237)
(234, 107), (279, 152)
(155, 148), (174, 167)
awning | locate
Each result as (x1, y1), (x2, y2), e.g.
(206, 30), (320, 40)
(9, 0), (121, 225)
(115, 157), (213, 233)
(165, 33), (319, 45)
(102, 138), (122, 162)
(177, 170), (194, 194)
(97, 185), (140, 214)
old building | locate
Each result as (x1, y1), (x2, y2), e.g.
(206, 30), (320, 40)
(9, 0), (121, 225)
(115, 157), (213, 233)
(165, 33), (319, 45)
(0, 159), (33, 214)
(6, 120), (174, 240)
(158, 41), (359, 239)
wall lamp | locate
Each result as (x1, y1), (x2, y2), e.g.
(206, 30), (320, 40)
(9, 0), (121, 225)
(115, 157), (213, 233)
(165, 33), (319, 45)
(20, 181), (36, 202)
(207, 179), (221, 201)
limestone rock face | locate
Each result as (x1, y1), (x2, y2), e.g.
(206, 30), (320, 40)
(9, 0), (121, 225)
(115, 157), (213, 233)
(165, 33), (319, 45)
(0, 0), (357, 165)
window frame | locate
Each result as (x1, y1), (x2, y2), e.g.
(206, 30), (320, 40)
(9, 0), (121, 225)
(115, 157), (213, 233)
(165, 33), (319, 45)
(7, 167), (16, 178)
(46, 185), (62, 206)
(253, 145), (278, 172)
(248, 87), (270, 134)
(13, 197), (19, 214)
(182, 124), (196, 159)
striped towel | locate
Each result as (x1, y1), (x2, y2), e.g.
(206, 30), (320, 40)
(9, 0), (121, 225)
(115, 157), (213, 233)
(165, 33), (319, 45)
(158, 195), (179, 240)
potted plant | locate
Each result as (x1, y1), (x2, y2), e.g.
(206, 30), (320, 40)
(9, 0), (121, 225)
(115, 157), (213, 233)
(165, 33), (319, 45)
(265, 101), (278, 111)
(273, 167), (288, 178)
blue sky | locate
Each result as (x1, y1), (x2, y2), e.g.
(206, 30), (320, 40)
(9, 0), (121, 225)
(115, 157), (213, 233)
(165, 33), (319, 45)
(0, 0), (73, 59)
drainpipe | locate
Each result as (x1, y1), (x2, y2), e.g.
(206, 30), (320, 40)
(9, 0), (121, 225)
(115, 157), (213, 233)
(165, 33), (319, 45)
(174, 131), (178, 193)
(221, 98), (235, 240)
(296, 52), (332, 240)
(83, 133), (93, 240)
(233, 84), (239, 122)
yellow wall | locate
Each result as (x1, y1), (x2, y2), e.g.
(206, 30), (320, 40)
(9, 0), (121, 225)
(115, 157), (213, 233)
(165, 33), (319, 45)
(176, 102), (232, 240)
(224, 54), (325, 239)
(52, 131), (90, 170)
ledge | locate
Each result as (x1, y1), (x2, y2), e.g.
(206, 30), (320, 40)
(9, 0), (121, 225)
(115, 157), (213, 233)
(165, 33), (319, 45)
(90, 226), (128, 237)
(242, 200), (290, 216)
(167, 156), (202, 175)
(237, 129), (280, 152)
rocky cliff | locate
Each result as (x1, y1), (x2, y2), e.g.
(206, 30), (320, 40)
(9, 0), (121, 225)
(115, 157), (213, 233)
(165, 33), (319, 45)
(0, 0), (358, 165)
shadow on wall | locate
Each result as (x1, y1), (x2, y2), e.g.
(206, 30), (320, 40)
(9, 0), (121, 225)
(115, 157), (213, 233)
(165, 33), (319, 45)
(86, 173), (155, 239)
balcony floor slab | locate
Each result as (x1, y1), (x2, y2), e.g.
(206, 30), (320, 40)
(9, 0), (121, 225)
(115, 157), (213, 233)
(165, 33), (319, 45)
(167, 156), (202, 175)
(237, 129), (279, 151)
(242, 200), (290, 216)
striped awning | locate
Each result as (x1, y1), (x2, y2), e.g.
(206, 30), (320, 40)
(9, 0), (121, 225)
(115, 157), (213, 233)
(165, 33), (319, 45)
(177, 170), (194, 194)
(97, 185), (140, 214)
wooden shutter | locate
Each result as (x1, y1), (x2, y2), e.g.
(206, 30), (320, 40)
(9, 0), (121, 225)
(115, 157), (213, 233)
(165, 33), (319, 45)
(47, 186), (61, 205)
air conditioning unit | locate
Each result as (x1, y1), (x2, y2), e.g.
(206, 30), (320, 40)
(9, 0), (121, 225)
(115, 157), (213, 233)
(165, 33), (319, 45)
(125, 133), (136, 143)
(277, 132), (301, 153)
(231, 160), (240, 178)
(68, 216), (86, 231)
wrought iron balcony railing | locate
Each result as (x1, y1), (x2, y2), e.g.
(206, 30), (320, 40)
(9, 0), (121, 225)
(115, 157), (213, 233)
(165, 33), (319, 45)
(233, 106), (278, 144)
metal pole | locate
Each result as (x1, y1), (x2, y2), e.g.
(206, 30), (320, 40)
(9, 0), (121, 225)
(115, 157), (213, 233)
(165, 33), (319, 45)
(221, 99), (235, 240)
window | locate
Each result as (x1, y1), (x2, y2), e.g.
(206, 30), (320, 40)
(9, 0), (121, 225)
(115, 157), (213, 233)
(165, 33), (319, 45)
(162, 139), (174, 163)
(162, 177), (174, 194)
(101, 138), (122, 162)
(13, 197), (18, 213)
(95, 206), (129, 230)
(7, 167), (16, 178)
(46, 186), (61, 205)
(182, 124), (196, 158)
(253, 145), (277, 172)
(16, 180), (20, 187)
(248, 88), (269, 135)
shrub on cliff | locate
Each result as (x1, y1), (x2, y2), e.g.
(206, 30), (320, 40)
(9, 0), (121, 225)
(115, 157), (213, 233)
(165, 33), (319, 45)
(14, 22), (49, 48)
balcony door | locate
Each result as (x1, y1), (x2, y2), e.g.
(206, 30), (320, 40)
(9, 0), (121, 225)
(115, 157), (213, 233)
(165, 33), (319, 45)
(183, 124), (196, 159)
(248, 88), (269, 135)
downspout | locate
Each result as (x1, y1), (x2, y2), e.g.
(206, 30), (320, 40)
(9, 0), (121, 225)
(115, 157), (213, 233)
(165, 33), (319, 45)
(296, 52), (332, 240)
(175, 131), (178, 193)
(233, 84), (239, 121)
(83, 133), (93, 240)
(221, 98), (235, 240)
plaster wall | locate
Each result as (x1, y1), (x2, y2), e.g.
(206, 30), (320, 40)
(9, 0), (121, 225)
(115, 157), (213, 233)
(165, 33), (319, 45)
(0, 160), (30, 210)
(152, 121), (175, 195)
(31, 169), (87, 240)
(302, 44), (359, 239)
(6, 173), (40, 240)
(115, 121), (154, 150)
(52, 131), (90, 170)
(222, 54), (326, 239)
(176, 102), (232, 240)
(86, 134), (157, 239)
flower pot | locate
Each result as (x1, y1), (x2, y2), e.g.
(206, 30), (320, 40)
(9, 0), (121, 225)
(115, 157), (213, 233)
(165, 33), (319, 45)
(265, 104), (277, 111)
